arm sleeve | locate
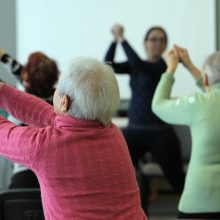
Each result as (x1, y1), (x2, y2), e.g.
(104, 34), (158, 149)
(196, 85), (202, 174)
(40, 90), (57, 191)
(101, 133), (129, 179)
(196, 76), (205, 91)
(0, 84), (56, 128)
(121, 40), (143, 67)
(0, 53), (23, 77)
(152, 73), (195, 126)
(104, 41), (131, 74)
(104, 41), (117, 62)
(0, 117), (47, 170)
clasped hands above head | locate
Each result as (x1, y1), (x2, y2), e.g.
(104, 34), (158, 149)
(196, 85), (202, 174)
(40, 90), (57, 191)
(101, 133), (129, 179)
(164, 45), (202, 81)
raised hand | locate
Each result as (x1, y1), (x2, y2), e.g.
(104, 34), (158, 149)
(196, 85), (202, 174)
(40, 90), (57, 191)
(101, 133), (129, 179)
(174, 45), (192, 69)
(164, 48), (179, 74)
(174, 45), (202, 80)
(111, 24), (124, 42)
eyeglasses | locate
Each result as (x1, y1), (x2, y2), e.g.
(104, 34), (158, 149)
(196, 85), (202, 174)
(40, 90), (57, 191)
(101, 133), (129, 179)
(147, 37), (166, 43)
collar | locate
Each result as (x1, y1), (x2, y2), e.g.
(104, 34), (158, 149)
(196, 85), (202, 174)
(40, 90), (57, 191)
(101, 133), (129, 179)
(54, 115), (104, 130)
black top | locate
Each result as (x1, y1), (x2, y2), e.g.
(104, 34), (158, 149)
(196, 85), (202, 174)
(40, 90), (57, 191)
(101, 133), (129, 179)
(104, 40), (167, 127)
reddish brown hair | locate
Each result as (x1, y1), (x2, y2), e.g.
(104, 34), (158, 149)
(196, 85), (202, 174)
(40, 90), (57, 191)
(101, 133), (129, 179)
(22, 52), (59, 98)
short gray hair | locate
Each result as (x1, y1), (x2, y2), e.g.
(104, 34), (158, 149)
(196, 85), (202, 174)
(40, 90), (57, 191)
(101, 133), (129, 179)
(57, 58), (120, 126)
(202, 51), (220, 85)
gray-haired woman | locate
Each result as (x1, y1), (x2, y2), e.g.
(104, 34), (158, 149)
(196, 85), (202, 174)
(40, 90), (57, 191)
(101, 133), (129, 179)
(152, 46), (220, 219)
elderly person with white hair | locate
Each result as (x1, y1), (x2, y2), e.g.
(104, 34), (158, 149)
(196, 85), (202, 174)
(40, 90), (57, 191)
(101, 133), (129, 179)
(0, 58), (148, 220)
(152, 46), (220, 219)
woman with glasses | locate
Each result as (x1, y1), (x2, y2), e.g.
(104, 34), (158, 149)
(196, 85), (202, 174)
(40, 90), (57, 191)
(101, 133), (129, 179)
(104, 24), (185, 213)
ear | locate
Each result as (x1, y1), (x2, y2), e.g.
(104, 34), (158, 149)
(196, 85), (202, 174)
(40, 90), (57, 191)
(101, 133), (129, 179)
(61, 95), (71, 114)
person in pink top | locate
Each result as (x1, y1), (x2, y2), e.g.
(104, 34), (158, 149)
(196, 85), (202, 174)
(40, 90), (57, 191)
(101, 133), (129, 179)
(0, 58), (147, 220)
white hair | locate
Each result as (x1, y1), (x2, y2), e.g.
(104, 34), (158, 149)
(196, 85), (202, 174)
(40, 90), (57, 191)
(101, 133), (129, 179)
(202, 51), (220, 85)
(57, 58), (120, 126)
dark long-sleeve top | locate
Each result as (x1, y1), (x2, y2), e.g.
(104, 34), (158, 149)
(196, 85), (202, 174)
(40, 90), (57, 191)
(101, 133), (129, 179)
(105, 40), (167, 127)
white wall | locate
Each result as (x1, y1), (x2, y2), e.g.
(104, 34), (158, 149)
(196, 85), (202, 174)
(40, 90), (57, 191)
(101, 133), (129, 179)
(16, 0), (216, 98)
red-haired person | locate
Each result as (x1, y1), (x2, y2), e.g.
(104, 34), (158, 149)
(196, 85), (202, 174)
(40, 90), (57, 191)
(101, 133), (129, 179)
(0, 49), (59, 188)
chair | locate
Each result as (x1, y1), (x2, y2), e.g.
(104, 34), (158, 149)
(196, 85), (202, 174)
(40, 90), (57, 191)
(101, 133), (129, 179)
(0, 188), (44, 220)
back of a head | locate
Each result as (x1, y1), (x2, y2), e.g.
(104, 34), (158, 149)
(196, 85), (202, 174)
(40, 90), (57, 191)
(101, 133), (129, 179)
(57, 58), (120, 126)
(23, 52), (59, 97)
(203, 51), (220, 85)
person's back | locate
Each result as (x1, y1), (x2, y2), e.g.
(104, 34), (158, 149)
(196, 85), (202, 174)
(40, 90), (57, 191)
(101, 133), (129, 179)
(36, 116), (145, 219)
(0, 49), (59, 189)
(152, 47), (220, 218)
(0, 58), (147, 220)
(178, 86), (220, 212)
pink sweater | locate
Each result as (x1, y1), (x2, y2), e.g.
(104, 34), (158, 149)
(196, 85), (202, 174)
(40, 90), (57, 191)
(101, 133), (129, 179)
(0, 85), (147, 220)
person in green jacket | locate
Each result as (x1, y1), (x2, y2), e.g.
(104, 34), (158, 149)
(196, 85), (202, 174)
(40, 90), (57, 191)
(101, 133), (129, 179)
(152, 46), (220, 219)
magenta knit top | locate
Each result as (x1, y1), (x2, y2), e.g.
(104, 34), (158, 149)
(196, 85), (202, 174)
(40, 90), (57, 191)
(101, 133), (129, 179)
(0, 85), (147, 220)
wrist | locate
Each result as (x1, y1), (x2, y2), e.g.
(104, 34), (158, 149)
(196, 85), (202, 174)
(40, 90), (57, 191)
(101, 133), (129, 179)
(185, 61), (194, 71)
(166, 64), (177, 74)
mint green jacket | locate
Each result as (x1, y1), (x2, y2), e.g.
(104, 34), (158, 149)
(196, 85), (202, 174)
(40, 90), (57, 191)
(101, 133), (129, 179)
(152, 73), (220, 213)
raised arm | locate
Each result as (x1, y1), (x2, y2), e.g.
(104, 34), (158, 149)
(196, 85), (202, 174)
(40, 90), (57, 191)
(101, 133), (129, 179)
(0, 83), (56, 128)
(104, 41), (117, 62)
(121, 40), (143, 67)
(152, 73), (195, 125)
(174, 45), (202, 81)
(110, 24), (142, 67)
(174, 45), (205, 91)
(152, 49), (194, 125)
(0, 116), (47, 170)
(0, 49), (23, 78)
(104, 26), (131, 74)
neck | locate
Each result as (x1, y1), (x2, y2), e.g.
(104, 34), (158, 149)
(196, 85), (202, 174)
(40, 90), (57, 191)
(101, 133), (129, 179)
(147, 55), (161, 63)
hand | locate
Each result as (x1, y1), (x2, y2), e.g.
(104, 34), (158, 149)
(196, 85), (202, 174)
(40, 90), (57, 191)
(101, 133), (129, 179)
(0, 82), (4, 89)
(164, 49), (179, 73)
(174, 44), (202, 80)
(0, 48), (5, 59)
(111, 24), (124, 42)
(174, 45), (192, 69)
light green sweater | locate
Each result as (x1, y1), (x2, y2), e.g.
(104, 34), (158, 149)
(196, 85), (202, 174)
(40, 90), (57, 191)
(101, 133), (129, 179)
(152, 73), (220, 213)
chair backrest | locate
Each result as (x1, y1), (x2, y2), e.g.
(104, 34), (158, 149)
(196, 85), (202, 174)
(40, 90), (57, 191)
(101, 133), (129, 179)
(0, 188), (44, 220)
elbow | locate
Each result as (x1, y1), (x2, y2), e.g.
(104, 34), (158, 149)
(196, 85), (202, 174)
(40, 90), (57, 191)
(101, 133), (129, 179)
(151, 99), (164, 119)
(151, 98), (158, 115)
(151, 104), (160, 119)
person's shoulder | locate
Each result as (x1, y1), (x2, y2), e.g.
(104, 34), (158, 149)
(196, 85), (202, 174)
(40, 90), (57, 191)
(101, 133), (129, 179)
(177, 89), (220, 108)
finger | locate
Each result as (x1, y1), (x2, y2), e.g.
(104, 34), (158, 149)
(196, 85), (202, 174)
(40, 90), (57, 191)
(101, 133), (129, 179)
(173, 45), (179, 54)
